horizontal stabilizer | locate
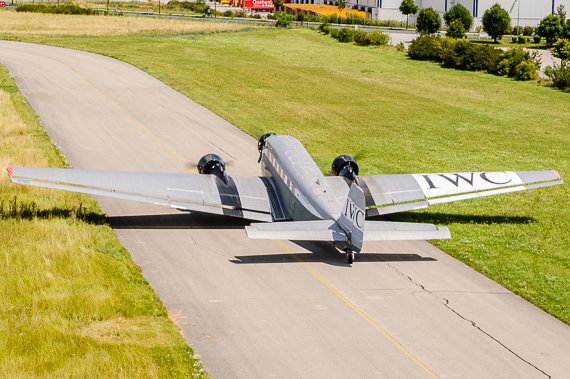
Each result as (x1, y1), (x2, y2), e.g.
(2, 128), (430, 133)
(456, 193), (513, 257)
(246, 220), (450, 242)
(246, 220), (347, 241)
(363, 221), (451, 241)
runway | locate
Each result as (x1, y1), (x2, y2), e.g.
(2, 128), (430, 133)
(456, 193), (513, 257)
(2, 40), (570, 378)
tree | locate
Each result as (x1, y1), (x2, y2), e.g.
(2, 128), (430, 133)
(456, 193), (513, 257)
(552, 38), (570, 61)
(443, 4), (473, 32)
(537, 15), (563, 45)
(416, 7), (441, 35)
(482, 3), (511, 43)
(399, 0), (418, 30)
(556, 4), (567, 23)
(271, 0), (283, 13)
(275, 11), (291, 27)
(337, 0), (349, 19)
(447, 19), (466, 38)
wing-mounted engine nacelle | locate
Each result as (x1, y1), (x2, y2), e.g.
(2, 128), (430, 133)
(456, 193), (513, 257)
(198, 153), (228, 185)
(331, 155), (359, 184)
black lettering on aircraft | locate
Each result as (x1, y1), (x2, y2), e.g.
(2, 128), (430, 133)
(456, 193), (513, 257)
(421, 175), (438, 189)
(438, 173), (475, 187)
(480, 172), (511, 185)
(344, 200), (365, 229)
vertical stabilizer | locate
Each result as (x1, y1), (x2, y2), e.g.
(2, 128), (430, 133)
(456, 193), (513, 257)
(338, 183), (365, 253)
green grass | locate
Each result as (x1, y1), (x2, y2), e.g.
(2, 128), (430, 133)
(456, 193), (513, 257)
(2, 25), (570, 328)
(0, 65), (207, 377)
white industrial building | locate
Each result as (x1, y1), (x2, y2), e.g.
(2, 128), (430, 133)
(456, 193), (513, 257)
(287, 0), (570, 27)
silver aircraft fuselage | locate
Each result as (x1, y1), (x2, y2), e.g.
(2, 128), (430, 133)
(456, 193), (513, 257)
(261, 135), (343, 222)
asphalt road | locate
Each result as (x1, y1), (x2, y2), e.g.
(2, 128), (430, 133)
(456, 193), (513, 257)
(2, 41), (570, 379)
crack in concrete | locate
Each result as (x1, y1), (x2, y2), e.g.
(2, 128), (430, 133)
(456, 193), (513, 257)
(385, 262), (551, 379)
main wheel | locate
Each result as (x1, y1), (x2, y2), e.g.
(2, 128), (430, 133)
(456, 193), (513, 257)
(346, 250), (354, 264)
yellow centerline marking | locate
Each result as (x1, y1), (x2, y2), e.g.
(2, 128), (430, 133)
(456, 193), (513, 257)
(62, 59), (196, 174)
(274, 240), (440, 379)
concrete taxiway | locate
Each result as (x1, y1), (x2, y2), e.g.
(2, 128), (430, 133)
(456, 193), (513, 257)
(1, 40), (570, 378)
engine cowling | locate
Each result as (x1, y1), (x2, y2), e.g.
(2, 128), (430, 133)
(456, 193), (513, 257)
(331, 155), (359, 184)
(197, 153), (228, 184)
(257, 132), (277, 163)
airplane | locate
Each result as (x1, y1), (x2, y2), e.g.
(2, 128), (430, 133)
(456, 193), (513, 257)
(6, 132), (563, 264)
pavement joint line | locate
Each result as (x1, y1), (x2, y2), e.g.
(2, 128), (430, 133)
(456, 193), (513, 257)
(37, 50), (197, 174)
(273, 240), (440, 379)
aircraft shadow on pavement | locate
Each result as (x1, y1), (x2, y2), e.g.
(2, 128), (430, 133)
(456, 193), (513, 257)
(371, 213), (535, 225)
(108, 211), (534, 230)
(230, 240), (437, 266)
(108, 212), (250, 229)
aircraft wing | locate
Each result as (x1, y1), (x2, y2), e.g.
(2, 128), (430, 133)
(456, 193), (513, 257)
(324, 170), (562, 217)
(359, 170), (562, 217)
(6, 166), (289, 222)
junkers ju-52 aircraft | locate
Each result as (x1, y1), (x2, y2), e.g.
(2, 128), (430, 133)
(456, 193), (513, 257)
(7, 133), (563, 264)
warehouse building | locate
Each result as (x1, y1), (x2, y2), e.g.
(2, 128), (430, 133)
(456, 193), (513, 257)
(286, 0), (570, 26)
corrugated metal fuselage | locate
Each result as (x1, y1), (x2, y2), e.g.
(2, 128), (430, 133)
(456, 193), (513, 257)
(261, 135), (344, 222)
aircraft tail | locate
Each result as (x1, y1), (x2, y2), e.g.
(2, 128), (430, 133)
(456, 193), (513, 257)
(245, 183), (450, 248)
(337, 182), (366, 253)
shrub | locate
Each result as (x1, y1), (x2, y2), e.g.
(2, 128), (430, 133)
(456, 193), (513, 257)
(482, 3), (511, 42)
(544, 61), (570, 90)
(533, 35), (542, 43)
(518, 35), (526, 44)
(296, 13), (305, 22)
(317, 21), (329, 33)
(443, 4), (473, 32)
(447, 19), (466, 38)
(538, 15), (563, 45)
(489, 47), (540, 77)
(275, 12), (291, 27)
(322, 25), (332, 34)
(354, 30), (369, 46)
(252, 14), (261, 19)
(441, 40), (502, 71)
(407, 36), (441, 61)
(335, 28), (356, 43)
(167, 0), (181, 6)
(514, 61), (538, 80)
(16, 4), (96, 15)
(416, 7), (441, 35)
(366, 30), (389, 46)
(511, 36), (517, 43)
(523, 26), (535, 36)
(330, 28), (340, 40)
(223, 10), (233, 17)
(552, 38), (570, 61)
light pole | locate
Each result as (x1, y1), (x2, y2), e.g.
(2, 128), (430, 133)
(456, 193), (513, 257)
(517, 0), (520, 35)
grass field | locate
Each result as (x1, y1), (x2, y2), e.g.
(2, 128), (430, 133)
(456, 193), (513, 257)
(0, 64), (208, 377)
(0, 8), (249, 37)
(1, 9), (569, 331)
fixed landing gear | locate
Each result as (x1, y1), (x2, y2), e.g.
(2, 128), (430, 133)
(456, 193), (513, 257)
(346, 250), (354, 264)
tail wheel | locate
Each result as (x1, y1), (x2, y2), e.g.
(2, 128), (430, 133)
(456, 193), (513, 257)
(346, 250), (354, 264)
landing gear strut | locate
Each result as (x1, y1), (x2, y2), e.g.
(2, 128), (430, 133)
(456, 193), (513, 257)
(346, 250), (354, 264)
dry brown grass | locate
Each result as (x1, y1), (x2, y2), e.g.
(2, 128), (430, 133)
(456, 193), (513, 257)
(0, 90), (49, 184)
(0, 64), (207, 377)
(0, 10), (250, 37)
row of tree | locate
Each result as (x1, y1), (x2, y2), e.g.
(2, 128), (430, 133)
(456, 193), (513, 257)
(400, 1), (570, 45)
